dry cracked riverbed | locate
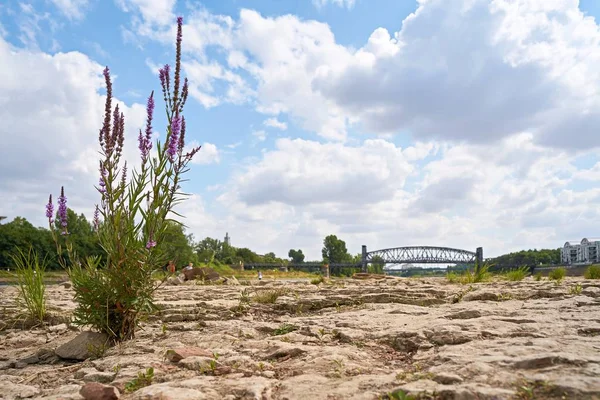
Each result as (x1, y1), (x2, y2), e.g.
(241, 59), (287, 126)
(1, 276), (600, 399)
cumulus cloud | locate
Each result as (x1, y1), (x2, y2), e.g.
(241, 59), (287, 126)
(263, 118), (287, 130)
(50, 0), (90, 20)
(312, 0), (356, 10)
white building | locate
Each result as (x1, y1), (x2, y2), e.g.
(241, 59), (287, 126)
(561, 238), (600, 265)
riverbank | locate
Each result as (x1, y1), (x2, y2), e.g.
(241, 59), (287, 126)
(1, 275), (599, 399)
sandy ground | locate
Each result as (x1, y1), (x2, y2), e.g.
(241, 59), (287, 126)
(1, 276), (600, 399)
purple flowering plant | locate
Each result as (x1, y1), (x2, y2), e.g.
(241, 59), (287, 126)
(47, 17), (200, 341)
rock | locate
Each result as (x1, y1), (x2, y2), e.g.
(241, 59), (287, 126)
(83, 371), (116, 384)
(56, 331), (110, 360)
(182, 267), (223, 282)
(0, 382), (40, 399)
(463, 292), (498, 301)
(131, 385), (206, 400)
(178, 356), (220, 371)
(445, 310), (482, 319)
(432, 373), (463, 384)
(75, 367), (101, 379)
(63, 281), (72, 288)
(166, 275), (185, 285)
(424, 327), (473, 346)
(79, 382), (120, 400)
(165, 347), (213, 362)
(49, 323), (69, 332)
(264, 347), (306, 360)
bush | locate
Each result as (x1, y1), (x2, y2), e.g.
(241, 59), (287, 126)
(504, 266), (530, 281)
(548, 267), (566, 281)
(534, 272), (543, 281)
(253, 288), (287, 304)
(584, 265), (600, 279)
(47, 17), (201, 342)
(10, 246), (47, 323)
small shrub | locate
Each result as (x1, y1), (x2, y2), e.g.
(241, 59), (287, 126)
(311, 275), (325, 285)
(124, 367), (154, 393)
(504, 266), (530, 281)
(253, 288), (287, 304)
(584, 265), (600, 279)
(534, 272), (542, 281)
(10, 247), (47, 323)
(548, 267), (566, 282)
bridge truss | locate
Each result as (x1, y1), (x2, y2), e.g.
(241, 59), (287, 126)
(365, 246), (477, 265)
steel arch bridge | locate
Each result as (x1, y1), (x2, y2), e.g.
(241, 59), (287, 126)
(361, 245), (483, 271)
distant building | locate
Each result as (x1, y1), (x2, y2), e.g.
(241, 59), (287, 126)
(561, 238), (600, 265)
(224, 232), (231, 246)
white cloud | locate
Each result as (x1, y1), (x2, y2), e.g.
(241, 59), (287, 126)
(186, 142), (221, 165)
(252, 130), (267, 142)
(115, 0), (176, 27)
(50, 0), (89, 20)
(263, 118), (287, 130)
(312, 0), (356, 10)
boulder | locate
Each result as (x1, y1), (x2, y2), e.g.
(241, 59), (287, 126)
(79, 382), (120, 400)
(56, 331), (110, 361)
(182, 267), (225, 282)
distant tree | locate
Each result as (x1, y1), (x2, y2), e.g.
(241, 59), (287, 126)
(159, 221), (197, 267)
(235, 247), (261, 263)
(369, 255), (385, 274)
(322, 234), (351, 264)
(288, 249), (305, 263)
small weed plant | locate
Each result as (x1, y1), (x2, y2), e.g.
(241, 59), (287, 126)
(548, 267), (566, 282)
(504, 266), (529, 281)
(124, 367), (154, 393)
(311, 275), (325, 285)
(10, 247), (47, 323)
(253, 288), (287, 304)
(45, 17), (201, 341)
(272, 323), (298, 336)
(584, 265), (600, 279)
(534, 272), (543, 281)
(569, 284), (582, 295)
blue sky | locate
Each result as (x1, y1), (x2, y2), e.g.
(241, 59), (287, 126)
(2, 0), (600, 260)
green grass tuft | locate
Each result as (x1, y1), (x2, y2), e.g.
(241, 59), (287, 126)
(584, 265), (600, 279)
(548, 267), (566, 282)
(504, 266), (530, 281)
(534, 272), (543, 281)
(10, 246), (48, 323)
(252, 288), (288, 304)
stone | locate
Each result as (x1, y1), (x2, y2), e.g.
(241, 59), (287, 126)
(83, 371), (116, 384)
(49, 323), (69, 332)
(182, 267), (224, 282)
(79, 382), (120, 400)
(75, 367), (101, 379)
(178, 356), (220, 371)
(131, 385), (207, 400)
(63, 281), (72, 288)
(432, 373), (463, 384)
(445, 310), (482, 319)
(0, 382), (40, 399)
(56, 331), (110, 360)
(264, 347), (306, 360)
(165, 347), (213, 362)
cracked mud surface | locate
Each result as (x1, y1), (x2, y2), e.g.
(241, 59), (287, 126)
(1, 276), (600, 399)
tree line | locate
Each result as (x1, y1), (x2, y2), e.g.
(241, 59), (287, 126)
(0, 213), (368, 271)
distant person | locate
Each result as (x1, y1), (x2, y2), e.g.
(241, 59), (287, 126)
(183, 262), (193, 271)
(167, 261), (176, 274)
(258, 271), (263, 281)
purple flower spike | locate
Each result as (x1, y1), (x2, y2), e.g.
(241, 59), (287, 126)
(146, 240), (157, 249)
(58, 186), (68, 232)
(167, 114), (181, 162)
(45, 194), (54, 220)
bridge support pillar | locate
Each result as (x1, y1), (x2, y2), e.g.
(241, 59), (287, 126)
(475, 247), (483, 272)
(361, 245), (368, 273)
